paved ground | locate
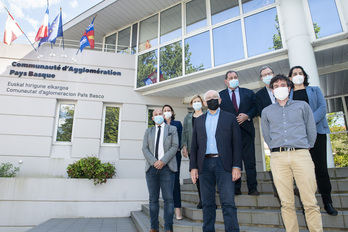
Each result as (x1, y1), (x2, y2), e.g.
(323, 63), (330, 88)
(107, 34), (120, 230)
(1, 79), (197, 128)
(26, 218), (138, 232)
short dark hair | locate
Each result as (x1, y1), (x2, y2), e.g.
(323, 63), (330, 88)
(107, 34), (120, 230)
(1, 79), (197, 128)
(162, 104), (175, 120)
(259, 65), (274, 77)
(270, 74), (292, 89)
(225, 70), (238, 79)
(288, 65), (309, 87)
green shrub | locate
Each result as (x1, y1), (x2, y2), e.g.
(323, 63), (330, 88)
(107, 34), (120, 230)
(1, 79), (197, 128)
(67, 156), (116, 185)
(0, 162), (20, 177)
(334, 154), (348, 168)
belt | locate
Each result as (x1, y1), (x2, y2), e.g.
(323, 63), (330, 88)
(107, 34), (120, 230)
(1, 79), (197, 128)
(271, 147), (303, 152)
(205, 154), (219, 158)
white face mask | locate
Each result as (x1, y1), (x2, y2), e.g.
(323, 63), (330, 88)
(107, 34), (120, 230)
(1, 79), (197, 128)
(273, 87), (289, 101)
(292, 75), (304, 85)
(229, 79), (239, 88)
(262, 75), (273, 85)
(192, 102), (202, 111)
(163, 111), (172, 119)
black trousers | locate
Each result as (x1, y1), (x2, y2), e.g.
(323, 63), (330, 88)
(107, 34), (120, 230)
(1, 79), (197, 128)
(310, 133), (333, 204)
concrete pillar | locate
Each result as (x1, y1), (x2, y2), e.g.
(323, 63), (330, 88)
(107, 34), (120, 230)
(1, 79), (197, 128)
(278, 0), (335, 168)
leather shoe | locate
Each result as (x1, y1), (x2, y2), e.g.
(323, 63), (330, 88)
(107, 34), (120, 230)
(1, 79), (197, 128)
(248, 189), (260, 196)
(324, 203), (338, 216)
(197, 201), (202, 209)
(294, 187), (300, 197)
(150, 229), (159, 232)
(235, 189), (241, 195)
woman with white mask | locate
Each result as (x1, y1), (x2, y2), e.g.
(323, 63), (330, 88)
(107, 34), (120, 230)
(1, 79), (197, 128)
(289, 65), (338, 216)
(181, 95), (205, 209)
(162, 104), (183, 220)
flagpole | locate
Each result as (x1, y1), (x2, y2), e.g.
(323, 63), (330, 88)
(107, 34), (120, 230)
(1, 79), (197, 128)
(60, 7), (65, 50)
(2, 3), (37, 51)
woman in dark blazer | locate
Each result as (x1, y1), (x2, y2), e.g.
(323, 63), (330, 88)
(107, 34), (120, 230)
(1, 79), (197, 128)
(181, 95), (204, 208)
(162, 104), (183, 219)
(289, 65), (338, 216)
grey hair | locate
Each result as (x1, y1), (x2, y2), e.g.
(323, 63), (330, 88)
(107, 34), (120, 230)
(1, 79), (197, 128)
(203, 90), (220, 101)
(259, 65), (274, 77)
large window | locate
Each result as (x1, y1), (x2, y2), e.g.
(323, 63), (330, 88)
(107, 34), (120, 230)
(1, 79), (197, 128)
(102, 105), (120, 144)
(161, 4), (182, 44)
(139, 15), (158, 52)
(117, 27), (131, 54)
(55, 103), (75, 142)
(308, 0), (343, 39)
(160, 41), (183, 81)
(186, 0), (207, 33)
(211, 0), (239, 25)
(104, 34), (116, 53)
(137, 50), (158, 87)
(242, 0), (275, 13)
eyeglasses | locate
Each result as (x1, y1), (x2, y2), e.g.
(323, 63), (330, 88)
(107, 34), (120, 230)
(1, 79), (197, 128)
(261, 72), (273, 77)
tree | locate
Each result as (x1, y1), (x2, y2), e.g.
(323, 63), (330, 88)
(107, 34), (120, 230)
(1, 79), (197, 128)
(313, 23), (321, 39)
(104, 107), (120, 143)
(271, 14), (283, 50)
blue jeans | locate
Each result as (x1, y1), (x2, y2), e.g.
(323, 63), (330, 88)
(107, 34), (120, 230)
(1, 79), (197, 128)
(200, 157), (239, 232)
(146, 165), (175, 231)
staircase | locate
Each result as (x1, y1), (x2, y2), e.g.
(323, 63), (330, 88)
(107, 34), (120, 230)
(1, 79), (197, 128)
(131, 168), (348, 231)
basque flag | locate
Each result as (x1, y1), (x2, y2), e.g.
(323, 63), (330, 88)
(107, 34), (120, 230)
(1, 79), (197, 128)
(35, 1), (49, 42)
(79, 17), (95, 52)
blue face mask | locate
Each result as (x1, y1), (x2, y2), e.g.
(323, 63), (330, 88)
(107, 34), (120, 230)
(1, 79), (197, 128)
(263, 75), (273, 85)
(229, 79), (239, 88)
(154, 115), (164, 125)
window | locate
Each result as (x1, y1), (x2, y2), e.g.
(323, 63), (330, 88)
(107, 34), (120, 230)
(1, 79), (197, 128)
(102, 105), (120, 144)
(242, 0), (275, 13)
(211, 0), (239, 25)
(308, 0), (342, 38)
(161, 4), (182, 44)
(139, 15), (158, 52)
(104, 33), (116, 53)
(160, 41), (183, 81)
(131, 23), (138, 54)
(185, 31), (211, 75)
(55, 103), (75, 142)
(186, 0), (207, 33)
(213, 20), (244, 66)
(117, 27), (131, 54)
(244, 8), (281, 57)
(137, 49), (158, 87)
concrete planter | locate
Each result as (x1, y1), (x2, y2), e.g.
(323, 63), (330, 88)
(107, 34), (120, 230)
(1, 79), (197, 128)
(0, 177), (148, 232)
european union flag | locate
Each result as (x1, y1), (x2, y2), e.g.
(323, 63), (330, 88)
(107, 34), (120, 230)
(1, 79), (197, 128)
(39, 10), (63, 47)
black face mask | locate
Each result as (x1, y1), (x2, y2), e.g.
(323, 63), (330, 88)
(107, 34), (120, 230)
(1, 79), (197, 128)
(207, 99), (219, 110)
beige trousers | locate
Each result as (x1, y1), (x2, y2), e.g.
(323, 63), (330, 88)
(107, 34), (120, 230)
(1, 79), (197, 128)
(270, 149), (323, 232)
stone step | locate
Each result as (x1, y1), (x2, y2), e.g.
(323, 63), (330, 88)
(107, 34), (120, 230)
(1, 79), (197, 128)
(181, 191), (348, 211)
(139, 203), (346, 231)
(181, 178), (348, 194)
(182, 167), (348, 184)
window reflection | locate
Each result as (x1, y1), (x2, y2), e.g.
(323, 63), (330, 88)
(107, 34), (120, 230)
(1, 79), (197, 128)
(185, 32), (211, 74)
(160, 41), (182, 81)
(211, 0), (239, 25)
(137, 50), (158, 88)
(139, 15), (158, 52)
(242, 0), (274, 13)
(308, 0), (342, 39)
(131, 23), (138, 54)
(186, 0), (207, 33)
(213, 20), (244, 66)
(103, 106), (120, 144)
(161, 4), (182, 44)
(117, 27), (130, 54)
(104, 33), (116, 53)
(56, 104), (75, 142)
(244, 8), (281, 57)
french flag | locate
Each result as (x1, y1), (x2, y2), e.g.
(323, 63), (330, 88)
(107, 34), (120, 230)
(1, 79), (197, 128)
(35, 2), (49, 42)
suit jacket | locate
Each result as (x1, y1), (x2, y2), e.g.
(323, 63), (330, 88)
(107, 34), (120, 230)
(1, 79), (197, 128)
(189, 109), (242, 174)
(255, 87), (273, 117)
(289, 86), (330, 134)
(219, 87), (257, 137)
(142, 123), (178, 172)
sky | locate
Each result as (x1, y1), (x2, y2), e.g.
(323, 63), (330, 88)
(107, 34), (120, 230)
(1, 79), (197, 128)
(0, 0), (102, 44)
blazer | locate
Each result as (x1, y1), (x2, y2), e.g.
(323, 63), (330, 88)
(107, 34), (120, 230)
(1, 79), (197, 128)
(255, 87), (273, 117)
(167, 120), (182, 149)
(189, 109), (242, 174)
(219, 87), (257, 137)
(181, 112), (194, 153)
(142, 123), (179, 172)
(290, 86), (330, 134)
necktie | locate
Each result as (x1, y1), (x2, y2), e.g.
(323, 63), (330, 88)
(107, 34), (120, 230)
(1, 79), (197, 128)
(232, 90), (238, 113)
(155, 125), (161, 160)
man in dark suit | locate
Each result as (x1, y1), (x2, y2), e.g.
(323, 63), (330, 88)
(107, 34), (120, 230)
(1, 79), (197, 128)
(190, 90), (242, 232)
(255, 66), (276, 116)
(219, 71), (259, 196)
(142, 108), (178, 232)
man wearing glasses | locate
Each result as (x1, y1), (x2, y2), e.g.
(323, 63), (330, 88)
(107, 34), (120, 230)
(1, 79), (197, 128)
(255, 65), (276, 117)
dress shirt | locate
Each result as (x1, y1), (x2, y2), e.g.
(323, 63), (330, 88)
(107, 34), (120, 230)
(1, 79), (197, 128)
(205, 108), (220, 154)
(154, 124), (165, 160)
(261, 99), (317, 149)
(266, 86), (276, 104)
(228, 87), (240, 108)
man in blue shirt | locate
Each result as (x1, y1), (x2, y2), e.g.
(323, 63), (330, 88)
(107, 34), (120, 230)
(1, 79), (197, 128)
(190, 90), (242, 232)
